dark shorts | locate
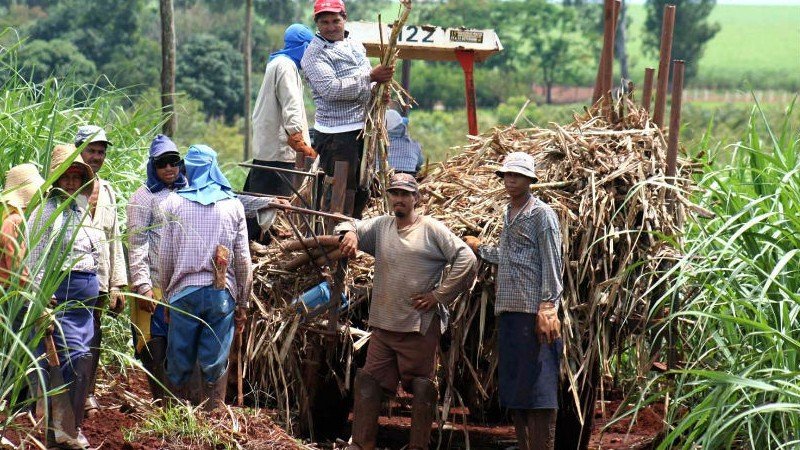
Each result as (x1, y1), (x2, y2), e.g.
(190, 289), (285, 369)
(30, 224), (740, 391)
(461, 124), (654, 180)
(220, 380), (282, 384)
(362, 323), (440, 393)
(244, 159), (296, 197)
(498, 312), (561, 410)
(314, 129), (370, 218)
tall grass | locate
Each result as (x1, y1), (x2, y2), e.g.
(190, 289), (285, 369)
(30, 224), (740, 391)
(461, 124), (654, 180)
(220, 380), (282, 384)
(633, 99), (800, 448)
(1, 30), (163, 440)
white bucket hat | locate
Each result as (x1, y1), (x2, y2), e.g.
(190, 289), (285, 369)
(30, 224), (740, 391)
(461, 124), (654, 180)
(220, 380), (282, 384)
(385, 109), (404, 131)
(3, 163), (46, 209)
(74, 125), (112, 146)
(495, 152), (538, 182)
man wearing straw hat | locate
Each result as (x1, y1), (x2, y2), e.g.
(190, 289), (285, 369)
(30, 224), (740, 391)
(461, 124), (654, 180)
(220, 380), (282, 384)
(337, 173), (477, 450)
(245, 23), (316, 243)
(74, 124), (128, 417)
(158, 145), (252, 410)
(27, 145), (102, 449)
(302, 0), (394, 218)
(464, 152), (563, 450)
(1, 163), (45, 289)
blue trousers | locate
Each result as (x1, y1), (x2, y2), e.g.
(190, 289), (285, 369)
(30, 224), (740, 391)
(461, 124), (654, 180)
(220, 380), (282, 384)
(166, 286), (234, 385)
(48, 272), (99, 383)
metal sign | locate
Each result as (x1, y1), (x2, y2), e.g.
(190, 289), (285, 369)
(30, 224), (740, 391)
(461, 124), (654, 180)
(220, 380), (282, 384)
(346, 22), (502, 62)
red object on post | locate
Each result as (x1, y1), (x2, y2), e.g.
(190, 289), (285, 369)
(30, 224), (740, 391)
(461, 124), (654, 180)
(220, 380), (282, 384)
(455, 50), (478, 136)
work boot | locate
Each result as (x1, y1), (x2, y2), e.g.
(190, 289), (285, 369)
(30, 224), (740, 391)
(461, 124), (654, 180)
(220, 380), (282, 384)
(141, 337), (168, 402)
(347, 370), (382, 450)
(527, 409), (556, 450)
(70, 355), (94, 449)
(408, 377), (437, 450)
(203, 370), (229, 412)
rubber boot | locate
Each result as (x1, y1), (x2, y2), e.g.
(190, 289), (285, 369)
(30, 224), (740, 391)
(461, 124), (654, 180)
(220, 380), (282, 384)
(408, 377), (437, 450)
(527, 409), (556, 450)
(512, 410), (530, 450)
(347, 370), (382, 450)
(84, 297), (104, 418)
(203, 369), (229, 412)
(141, 337), (168, 402)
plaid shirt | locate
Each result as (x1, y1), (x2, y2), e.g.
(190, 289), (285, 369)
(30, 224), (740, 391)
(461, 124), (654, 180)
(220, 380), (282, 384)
(301, 33), (372, 133)
(159, 194), (252, 307)
(27, 196), (101, 286)
(129, 189), (272, 296)
(479, 197), (563, 315)
(126, 186), (172, 295)
(383, 125), (424, 173)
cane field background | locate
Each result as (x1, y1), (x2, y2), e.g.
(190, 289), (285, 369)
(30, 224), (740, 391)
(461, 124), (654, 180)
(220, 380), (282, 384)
(1, 0), (799, 447)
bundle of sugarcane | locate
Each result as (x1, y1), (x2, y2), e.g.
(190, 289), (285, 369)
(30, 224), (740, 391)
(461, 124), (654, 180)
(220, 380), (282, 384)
(359, 0), (414, 203)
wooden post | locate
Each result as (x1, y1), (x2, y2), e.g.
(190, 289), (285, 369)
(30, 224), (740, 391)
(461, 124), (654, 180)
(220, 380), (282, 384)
(666, 60), (684, 180)
(601, 0), (622, 114)
(592, 0), (616, 104)
(666, 60), (684, 372)
(159, 0), (176, 136)
(653, 4), (676, 128)
(243, 0), (253, 160)
(642, 67), (655, 113)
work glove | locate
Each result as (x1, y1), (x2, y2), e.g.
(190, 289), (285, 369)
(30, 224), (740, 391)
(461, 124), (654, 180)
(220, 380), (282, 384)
(108, 288), (126, 315)
(463, 236), (481, 253)
(287, 132), (317, 159)
(536, 302), (561, 344)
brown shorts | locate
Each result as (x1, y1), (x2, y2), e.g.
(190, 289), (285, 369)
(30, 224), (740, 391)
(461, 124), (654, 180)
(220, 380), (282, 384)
(362, 323), (440, 393)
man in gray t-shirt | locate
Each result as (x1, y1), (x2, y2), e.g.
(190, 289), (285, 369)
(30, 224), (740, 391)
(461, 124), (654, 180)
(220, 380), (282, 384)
(338, 173), (477, 450)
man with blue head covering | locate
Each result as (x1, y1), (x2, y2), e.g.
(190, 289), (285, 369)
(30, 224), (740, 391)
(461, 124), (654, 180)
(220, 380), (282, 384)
(158, 144), (252, 410)
(127, 134), (187, 402)
(246, 23), (315, 243)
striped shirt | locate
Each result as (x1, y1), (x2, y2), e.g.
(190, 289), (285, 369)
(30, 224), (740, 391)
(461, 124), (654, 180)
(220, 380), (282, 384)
(128, 187), (272, 296)
(478, 196), (563, 315)
(382, 124), (424, 174)
(337, 215), (477, 333)
(27, 196), (102, 286)
(158, 194), (252, 307)
(301, 33), (372, 133)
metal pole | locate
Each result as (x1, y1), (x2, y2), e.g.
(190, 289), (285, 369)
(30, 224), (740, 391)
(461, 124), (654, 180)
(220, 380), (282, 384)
(401, 59), (411, 116)
(653, 5), (676, 128)
(238, 162), (321, 178)
(455, 50), (478, 136)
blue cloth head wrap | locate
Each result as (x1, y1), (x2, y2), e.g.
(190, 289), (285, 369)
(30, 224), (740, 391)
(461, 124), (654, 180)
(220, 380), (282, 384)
(177, 144), (235, 205)
(146, 134), (187, 193)
(268, 24), (314, 68)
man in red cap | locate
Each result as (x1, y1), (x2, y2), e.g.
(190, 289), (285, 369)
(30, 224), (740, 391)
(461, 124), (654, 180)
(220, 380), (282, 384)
(302, 0), (394, 219)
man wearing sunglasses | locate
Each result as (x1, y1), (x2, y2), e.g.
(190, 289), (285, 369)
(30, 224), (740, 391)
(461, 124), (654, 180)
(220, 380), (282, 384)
(74, 124), (129, 418)
(127, 135), (187, 403)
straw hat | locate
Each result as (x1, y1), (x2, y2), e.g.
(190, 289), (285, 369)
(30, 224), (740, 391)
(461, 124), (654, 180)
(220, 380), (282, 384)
(50, 144), (95, 186)
(2, 163), (45, 209)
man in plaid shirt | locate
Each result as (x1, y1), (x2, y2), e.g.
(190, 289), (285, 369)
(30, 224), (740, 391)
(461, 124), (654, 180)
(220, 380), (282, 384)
(301, 0), (394, 218)
(159, 145), (252, 411)
(465, 152), (563, 450)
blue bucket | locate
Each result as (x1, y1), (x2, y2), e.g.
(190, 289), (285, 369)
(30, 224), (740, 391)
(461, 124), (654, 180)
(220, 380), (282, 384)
(290, 281), (349, 318)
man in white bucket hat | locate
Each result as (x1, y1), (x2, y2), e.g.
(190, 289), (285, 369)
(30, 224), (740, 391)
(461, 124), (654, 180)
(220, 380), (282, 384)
(464, 152), (563, 450)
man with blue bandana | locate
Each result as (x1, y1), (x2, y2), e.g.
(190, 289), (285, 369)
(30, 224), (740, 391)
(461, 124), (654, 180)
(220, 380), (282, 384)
(158, 145), (253, 410)
(246, 24), (315, 242)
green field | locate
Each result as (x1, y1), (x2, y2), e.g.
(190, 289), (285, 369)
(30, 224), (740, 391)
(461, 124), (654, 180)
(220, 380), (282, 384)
(626, 4), (800, 90)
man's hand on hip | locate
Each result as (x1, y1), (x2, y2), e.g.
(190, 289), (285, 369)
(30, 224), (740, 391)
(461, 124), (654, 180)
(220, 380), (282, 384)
(339, 231), (358, 258)
(411, 292), (437, 312)
(536, 302), (561, 344)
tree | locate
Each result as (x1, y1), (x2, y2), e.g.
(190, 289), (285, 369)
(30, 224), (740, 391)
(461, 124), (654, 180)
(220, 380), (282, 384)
(18, 38), (96, 85)
(644, 0), (719, 82)
(160, 0), (177, 136)
(243, 0), (252, 160)
(176, 33), (244, 122)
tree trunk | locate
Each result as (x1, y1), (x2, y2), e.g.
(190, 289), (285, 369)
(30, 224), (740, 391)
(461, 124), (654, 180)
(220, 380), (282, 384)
(243, 0), (253, 161)
(615, 1), (630, 81)
(160, 0), (176, 136)
(546, 81), (553, 104)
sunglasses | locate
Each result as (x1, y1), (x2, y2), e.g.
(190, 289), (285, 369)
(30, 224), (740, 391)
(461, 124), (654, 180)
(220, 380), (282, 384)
(154, 154), (182, 169)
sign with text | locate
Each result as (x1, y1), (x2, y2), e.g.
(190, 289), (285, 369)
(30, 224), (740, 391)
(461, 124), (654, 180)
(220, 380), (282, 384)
(346, 22), (502, 62)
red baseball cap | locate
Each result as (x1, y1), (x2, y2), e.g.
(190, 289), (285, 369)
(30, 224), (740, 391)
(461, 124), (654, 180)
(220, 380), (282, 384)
(314, 0), (346, 16)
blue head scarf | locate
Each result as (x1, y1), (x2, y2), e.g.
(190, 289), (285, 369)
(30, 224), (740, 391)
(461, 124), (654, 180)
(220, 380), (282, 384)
(146, 134), (187, 193)
(268, 23), (314, 68)
(177, 145), (235, 205)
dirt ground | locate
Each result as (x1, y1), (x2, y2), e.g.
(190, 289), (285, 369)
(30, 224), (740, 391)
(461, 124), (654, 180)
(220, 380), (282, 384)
(2, 369), (662, 449)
